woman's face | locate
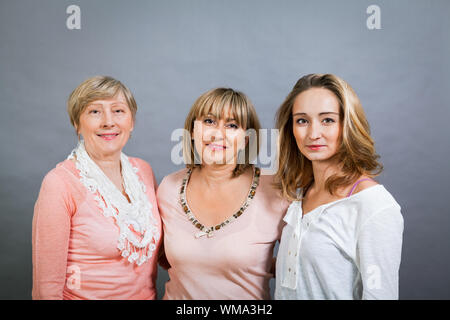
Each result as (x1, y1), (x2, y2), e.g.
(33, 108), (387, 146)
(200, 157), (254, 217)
(292, 87), (342, 163)
(77, 91), (134, 160)
(192, 110), (247, 166)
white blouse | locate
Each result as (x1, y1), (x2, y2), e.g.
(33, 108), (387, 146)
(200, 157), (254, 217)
(275, 185), (404, 300)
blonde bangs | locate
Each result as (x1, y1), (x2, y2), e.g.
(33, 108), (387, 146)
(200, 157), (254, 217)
(194, 89), (250, 130)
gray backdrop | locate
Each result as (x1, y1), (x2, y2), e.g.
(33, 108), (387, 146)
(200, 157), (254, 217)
(1, 0), (449, 299)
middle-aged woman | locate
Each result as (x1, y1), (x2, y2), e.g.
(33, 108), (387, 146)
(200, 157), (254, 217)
(274, 73), (404, 300)
(157, 88), (289, 299)
(32, 76), (162, 299)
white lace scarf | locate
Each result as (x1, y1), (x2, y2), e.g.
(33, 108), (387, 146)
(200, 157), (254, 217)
(68, 141), (160, 266)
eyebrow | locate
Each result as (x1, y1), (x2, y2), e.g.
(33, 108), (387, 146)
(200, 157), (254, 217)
(87, 102), (127, 107)
(206, 113), (236, 122)
(111, 103), (128, 108)
(292, 112), (339, 116)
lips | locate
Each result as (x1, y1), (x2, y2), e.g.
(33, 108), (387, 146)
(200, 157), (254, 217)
(97, 133), (119, 141)
(307, 145), (325, 150)
(206, 143), (227, 150)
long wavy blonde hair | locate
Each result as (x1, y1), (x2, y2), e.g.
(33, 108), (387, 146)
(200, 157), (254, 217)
(274, 73), (383, 201)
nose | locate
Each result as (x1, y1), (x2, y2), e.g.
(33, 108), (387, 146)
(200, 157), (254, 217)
(207, 126), (225, 142)
(308, 120), (321, 140)
(101, 109), (115, 128)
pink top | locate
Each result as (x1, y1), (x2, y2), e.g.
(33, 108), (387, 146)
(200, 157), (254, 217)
(157, 168), (290, 300)
(32, 158), (162, 300)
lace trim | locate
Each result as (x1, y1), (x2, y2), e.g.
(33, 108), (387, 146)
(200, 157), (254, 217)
(68, 141), (160, 265)
(180, 166), (261, 238)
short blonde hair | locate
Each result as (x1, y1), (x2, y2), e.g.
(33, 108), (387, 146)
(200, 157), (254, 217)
(183, 88), (262, 177)
(67, 76), (137, 133)
(275, 73), (383, 201)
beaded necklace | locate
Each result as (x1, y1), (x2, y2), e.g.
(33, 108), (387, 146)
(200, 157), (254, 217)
(180, 166), (261, 238)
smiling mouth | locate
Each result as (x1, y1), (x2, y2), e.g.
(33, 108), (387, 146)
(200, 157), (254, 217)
(206, 143), (227, 150)
(97, 133), (119, 141)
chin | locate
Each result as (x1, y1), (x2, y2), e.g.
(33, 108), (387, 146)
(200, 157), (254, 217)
(301, 151), (331, 162)
(98, 143), (124, 155)
(203, 154), (236, 165)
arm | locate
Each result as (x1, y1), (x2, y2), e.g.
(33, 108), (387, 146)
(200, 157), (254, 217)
(356, 205), (404, 300)
(32, 170), (74, 300)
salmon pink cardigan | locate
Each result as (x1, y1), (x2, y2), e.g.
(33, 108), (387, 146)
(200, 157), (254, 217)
(32, 158), (162, 300)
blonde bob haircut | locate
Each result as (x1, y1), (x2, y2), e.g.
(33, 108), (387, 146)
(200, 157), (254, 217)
(183, 88), (262, 177)
(274, 73), (383, 201)
(67, 76), (137, 133)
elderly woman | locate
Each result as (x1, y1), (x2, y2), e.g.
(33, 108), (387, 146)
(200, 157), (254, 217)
(157, 88), (289, 300)
(32, 76), (162, 300)
(274, 74), (404, 299)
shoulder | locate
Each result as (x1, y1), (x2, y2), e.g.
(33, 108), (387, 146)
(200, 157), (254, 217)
(356, 188), (404, 241)
(352, 176), (379, 194)
(255, 171), (291, 216)
(157, 168), (188, 198)
(351, 185), (403, 229)
(257, 172), (283, 198)
(37, 160), (80, 209)
(355, 184), (400, 209)
(41, 159), (77, 189)
(161, 168), (188, 185)
(128, 157), (154, 175)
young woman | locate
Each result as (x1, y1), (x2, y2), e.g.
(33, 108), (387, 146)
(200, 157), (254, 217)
(274, 74), (404, 300)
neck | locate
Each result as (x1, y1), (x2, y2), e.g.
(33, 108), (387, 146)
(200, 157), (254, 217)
(310, 159), (340, 193)
(84, 144), (122, 176)
(196, 163), (236, 188)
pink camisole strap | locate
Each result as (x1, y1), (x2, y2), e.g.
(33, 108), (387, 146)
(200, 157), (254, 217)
(347, 178), (374, 197)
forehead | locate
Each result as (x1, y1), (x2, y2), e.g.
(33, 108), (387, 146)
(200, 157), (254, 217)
(292, 88), (340, 115)
(87, 91), (128, 106)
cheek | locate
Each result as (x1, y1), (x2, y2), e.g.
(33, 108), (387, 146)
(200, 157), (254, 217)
(193, 123), (206, 143)
(292, 127), (306, 145)
(192, 126), (206, 154)
(328, 126), (342, 145)
(118, 115), (134, 131)
(226, 130), (245, 148)
(77, 117), (97, 136)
